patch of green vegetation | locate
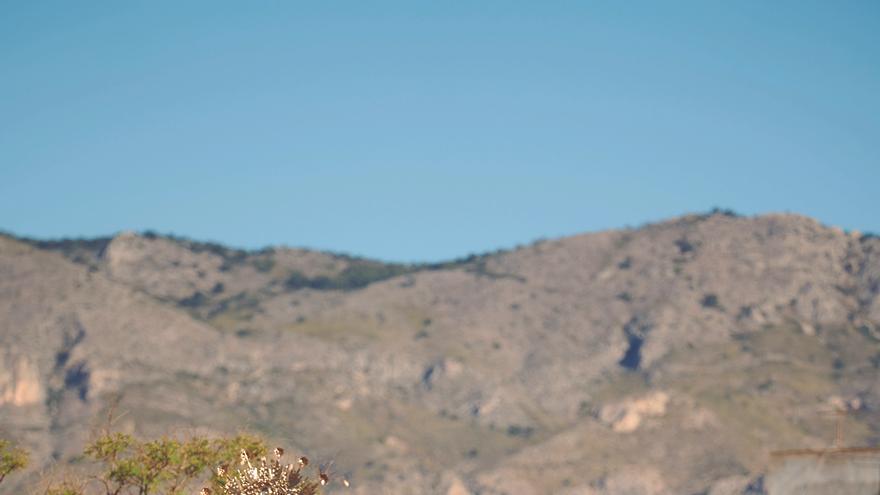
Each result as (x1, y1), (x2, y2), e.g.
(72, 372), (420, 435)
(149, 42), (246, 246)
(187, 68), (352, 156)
(701, 293), (723, 310)
(282, 304), (433, 349)
(284, 315), (406, 344)
(703, 207), (740, 219)
(209, 312), (252, 333)
(0, 439), (28, 486)
(284, 260), (411, 291)
(15, 235), (113, 268)
(178, 291), (208, 308)
(614, 232), (633, 249)
(506, 425), (534, 438)
(591, 372), (651, 404)
(697, 390), (807, 462)
(643, 322), (880, 473)
(464, 259), (527, 282)
(659, 327), (839, 404)
(138, 232), (253, 271)
(363, 398), (527, 470)
(251, 256), (276, 273)
(284, 318), (375, 342)
(206, 292), (262, 329)
(739, 323), (831, 364)
(23, 236), (113, 255)
(81, 431), (270, 495)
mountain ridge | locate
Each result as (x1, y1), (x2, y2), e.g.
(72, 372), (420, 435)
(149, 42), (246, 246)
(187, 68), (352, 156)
(1, 211), (878, 495)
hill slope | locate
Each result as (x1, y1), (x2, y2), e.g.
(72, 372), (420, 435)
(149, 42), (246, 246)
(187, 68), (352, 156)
(2, 212), (879, 494)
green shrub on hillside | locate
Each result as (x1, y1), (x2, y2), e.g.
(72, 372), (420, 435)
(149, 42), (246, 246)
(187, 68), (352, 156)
(0, 438), (28, 485)
(76, 432), (265, 495)
(284, 261), (410, 291)
(10, 431), (335, 495)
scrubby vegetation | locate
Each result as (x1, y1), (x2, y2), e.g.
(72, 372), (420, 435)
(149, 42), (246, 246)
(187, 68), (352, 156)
(81, 432), (264, 494)
(284, 261), (411, 291)
(207, 447), (330, 495)
(1, 433), (334, 495)
(0, 438), (28, 485)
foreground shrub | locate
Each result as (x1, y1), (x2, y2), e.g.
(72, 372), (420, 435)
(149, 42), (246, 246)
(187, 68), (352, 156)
(0, 438), (29, 485)
(204, 447), (332, 495)
(4, 431), (338, 494)
(81, 432), (267, 495)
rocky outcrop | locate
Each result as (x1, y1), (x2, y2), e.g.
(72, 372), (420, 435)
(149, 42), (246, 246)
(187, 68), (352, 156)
(446, 476), (472, 495)
(0, 353), (42, 407)
(598, 392), (669, 433)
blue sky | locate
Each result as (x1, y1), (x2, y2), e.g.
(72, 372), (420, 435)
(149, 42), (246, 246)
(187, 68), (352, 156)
(1, 1), (878, 262)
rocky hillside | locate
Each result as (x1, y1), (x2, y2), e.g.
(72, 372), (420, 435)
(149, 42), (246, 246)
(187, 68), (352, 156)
(1, 212), (879, 495)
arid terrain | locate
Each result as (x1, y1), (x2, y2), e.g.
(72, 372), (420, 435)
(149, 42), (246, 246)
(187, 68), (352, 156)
(1, 211), (879, 494)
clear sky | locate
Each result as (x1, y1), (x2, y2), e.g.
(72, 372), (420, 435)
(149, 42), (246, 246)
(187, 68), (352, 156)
(1, 1), (878, 262)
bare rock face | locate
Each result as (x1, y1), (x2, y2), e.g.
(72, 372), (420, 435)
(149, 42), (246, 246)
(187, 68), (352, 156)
(0, 353), (42, 407)
(598, 392), (669, 433)
(2, 212), (879, 495)
(103, 231), (227, 301)
(707, 475), (755, 495)
(601, 468), (669, 495)
(446, 476), (472, 495)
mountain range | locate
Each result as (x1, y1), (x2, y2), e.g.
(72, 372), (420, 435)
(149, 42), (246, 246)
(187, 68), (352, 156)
(1, 211), (878, 494)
